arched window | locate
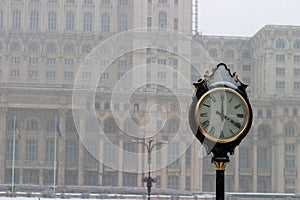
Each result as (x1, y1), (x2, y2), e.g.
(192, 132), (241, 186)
(284, 107), (289, 116)
(101, 13), (110, 32)
(12, 10), (21, 29)
(104, 117), (118, 133)
(26, 119), (39, 131)
(48, 11), (57, 30)
(294, 41), (300, 49)
(83, 12), (92, 32)
(285, 125), (295, 137)
(45, 43), (57, 53)
(29, 42), (39, 52)
(82, 45), (92, 54)
(66, 12), (75, 31)
(158, 11), (167, 30)
(30, 11), (39, 30)
(225, 50), (234, 59)
(257, 125), (270, 139)
(124, 118), (138, 134)
(118, 14), (127, 32)
(66, 116), (76, 132)
(0, 10), (3, 29)
(209, 49), (218, 58)
(10, 42), (21, 52)
(276, 39), (285, 49)
(46, 119), (55, 132)
(64, 44), (75, 54)
(168, 120), (179, 133)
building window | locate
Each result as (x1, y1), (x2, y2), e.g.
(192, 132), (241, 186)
(45, 140), (54, 162)
(102, 0), (110, 4)
(209, 49), (218, 58)
(66, 0), (75, 3)
(294, 41), (300, 49)
(101, 13), (110, 32)
(167, 175), (179, 189)
(26, 140), (37, 161)
(11, 57), (20, 64)
(242, 77), (251, 84)
(6, 140), (18, 161)
(46, 43), (57, 53)
(294, 55), (300, 62)
(104, 117), (117, 133)
(28, 70), (38, 78)
(186, 176), (191, 191)
(48, 11), (57, 30)
(158, 11), (167, 30)
(118, 60), (127, 68)
(285, 144), (295, 152)
(30, 11), (39, 30)
(103, 171), (117, 186)
(157, 71), (166, 79)
(276, 54), (285, 61)
(0, 10), (3, 29)
(118, 14), (127, 32)
(100, 72), (109, 80)
(65, 141), (78, 164)
(294, 82), (300, 90)
(29, 57), (38, 65)
(239, 148), (249, 168)
(64, 71), (74, 79)
(168, 120), (179, 133)
(47, 58), (56, 65)
(284, 107), (289, 116)
(118, 0), (128, 5)
(66, 12), (75, 31)
(276, 81), (285, 89)
(48, 0), (57, 2)
(64, 44), (75, 54)
(242, 65), (251, 71)
(64, 58), (73, 66)
(294, 68), (300, 76)
(185, 146), (191, 167)
(293, 108), (298, 116)
(46, 71), (56, 78)
(242, 51), (251, 59)
(258, 125), (269, 139)
(174, 18), (178, 31)
(266, 110), (272, 118)
(159, 0), (168, 3)
(10, 42), (21, 52)
(10, 70), (20, 77)
(276, 67), (285, 75)
(275, 39), (285, 49)
(81, 71), (91, 80)
(83, 12), (93, 32)
(168, 142), (179, 166)
(158, 59), (167, 65)
(147, 17), (152, 28)
(285, 155), (295, 169)
(84, 0), (93, 4)
(26, 119), (38, 131)
(257, 147), (268, 169)
(225, 50), (235, 59)
(12, 10), (21, 29)
(65, 170), (78, 185)
(257, 109), (263, 118)
(84, 148), (97, 166)
(29, 43), (39, 52)
(103, 143), (117, 166)
(285, 125), (295, 137)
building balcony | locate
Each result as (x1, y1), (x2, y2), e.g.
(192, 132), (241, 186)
(284, 168), (297, 176)
(258, 168), (271, 175)
(239, 168), (253, 175)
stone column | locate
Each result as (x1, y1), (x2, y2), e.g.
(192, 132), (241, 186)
(0, 107), (8, 184)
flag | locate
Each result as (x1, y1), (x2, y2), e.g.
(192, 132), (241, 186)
(55, 121), (62, 139)
(16, 126), (21, 139)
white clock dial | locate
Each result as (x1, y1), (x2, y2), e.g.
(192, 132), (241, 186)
(195, 87), (250, 143)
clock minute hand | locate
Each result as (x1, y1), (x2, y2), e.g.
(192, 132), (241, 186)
(220, 95), (225, 121)
(224, 115), (242, 129)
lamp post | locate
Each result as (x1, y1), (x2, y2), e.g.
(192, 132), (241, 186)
(133, 139), (167, 200)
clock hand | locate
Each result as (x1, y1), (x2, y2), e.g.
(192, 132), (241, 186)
(220, 95), (225, 121)
(223, 115), (242, 129)
(216, 110), (225, 120)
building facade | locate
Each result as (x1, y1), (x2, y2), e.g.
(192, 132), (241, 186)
(1, 0), (300, 195)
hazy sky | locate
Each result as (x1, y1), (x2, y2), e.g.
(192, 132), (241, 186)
(198, 0), (300, 37)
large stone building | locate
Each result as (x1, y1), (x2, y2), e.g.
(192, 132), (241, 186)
(1, 0), (300, 196)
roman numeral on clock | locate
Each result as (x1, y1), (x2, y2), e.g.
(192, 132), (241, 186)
(208, 127), (215, 136)
(202, 120), (210, 129)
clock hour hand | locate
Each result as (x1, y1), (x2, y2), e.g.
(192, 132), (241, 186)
(216, 110), (225, 121)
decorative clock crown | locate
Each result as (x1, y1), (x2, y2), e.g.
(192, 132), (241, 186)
(193, 63), (249, 94)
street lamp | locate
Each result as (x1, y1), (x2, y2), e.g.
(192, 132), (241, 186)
(133, 139), (167, 200)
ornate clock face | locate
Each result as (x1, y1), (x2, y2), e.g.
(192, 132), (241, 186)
(195, 87), (251, 143)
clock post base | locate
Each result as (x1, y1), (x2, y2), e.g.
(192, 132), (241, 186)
(212, 155), (230, 200)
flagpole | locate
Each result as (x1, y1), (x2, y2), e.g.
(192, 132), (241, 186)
(54, 117), (57, 195)
(11, 115), (16, 193)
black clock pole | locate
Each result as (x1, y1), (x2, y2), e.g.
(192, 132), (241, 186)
(212, 154), (229, 200)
